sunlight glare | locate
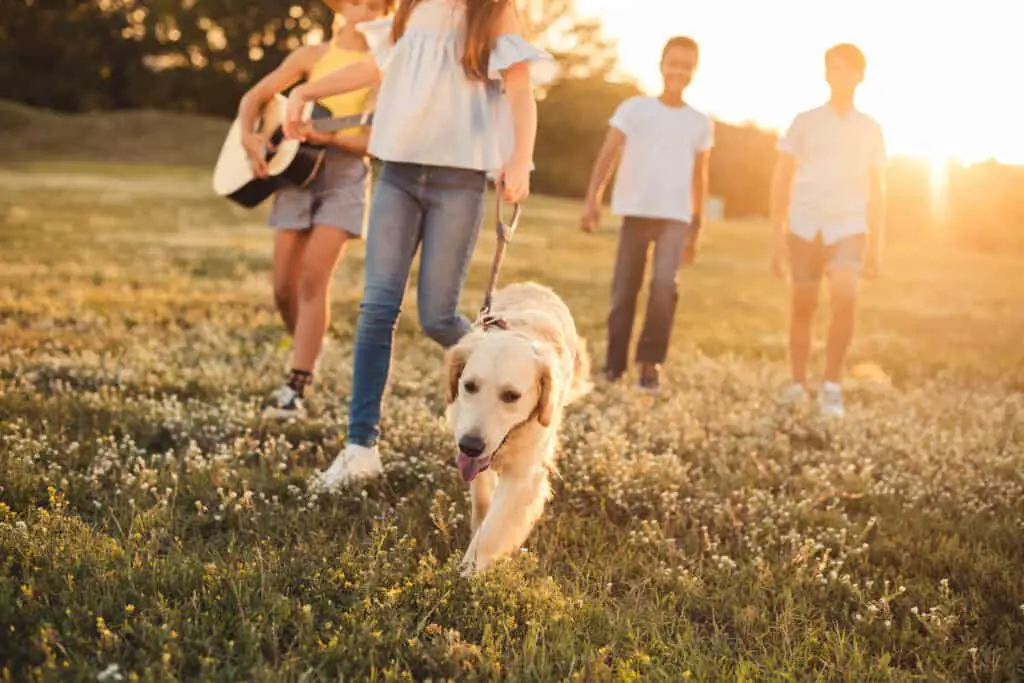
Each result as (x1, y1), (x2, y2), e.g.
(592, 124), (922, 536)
(576, 0), (1024, 164)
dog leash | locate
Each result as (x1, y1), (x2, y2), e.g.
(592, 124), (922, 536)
(475, 183), (521, 330)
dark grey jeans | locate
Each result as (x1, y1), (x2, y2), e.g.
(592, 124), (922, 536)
(604, 216), (693, 377)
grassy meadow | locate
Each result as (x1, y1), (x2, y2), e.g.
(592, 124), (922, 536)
(1, 106), (1023, 680)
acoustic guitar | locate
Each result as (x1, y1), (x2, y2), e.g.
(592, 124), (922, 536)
(212, 92), (374, 208)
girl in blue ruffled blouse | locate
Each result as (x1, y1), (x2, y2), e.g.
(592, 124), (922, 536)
(284, 0), (558, 491)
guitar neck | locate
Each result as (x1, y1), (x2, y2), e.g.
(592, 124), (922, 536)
(311, 112), (374, 134)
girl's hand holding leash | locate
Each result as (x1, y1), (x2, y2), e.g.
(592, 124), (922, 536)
(499, 157), (531, 204)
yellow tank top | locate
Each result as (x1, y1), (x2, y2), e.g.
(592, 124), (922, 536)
(308, 42), (374, 136)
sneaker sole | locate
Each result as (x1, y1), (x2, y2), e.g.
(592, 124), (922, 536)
(310, 465), (383, 493)
(261, 407), (307, 421)
(309, 450), (384, 493)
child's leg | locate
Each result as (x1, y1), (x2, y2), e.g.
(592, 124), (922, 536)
(823, 236), (865, 384)
(605, 217), (653, 379)
(346, 163), (425, 448)
(786, 234), (825, 385)
(416, 167), (487, 347)
(271, 230), (310, 336)
(286, 150), (370, 378)
(268, 182), (317, 336)
(635, 219), (689, 368)
(291, 225), (352, 371)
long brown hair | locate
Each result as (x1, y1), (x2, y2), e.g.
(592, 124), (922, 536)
(391, 0), (510, 81)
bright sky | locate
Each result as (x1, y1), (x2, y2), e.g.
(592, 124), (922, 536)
(577, 0), (1024, 164)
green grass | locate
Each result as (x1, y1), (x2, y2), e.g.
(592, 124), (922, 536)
(1, 161), (1023, 682)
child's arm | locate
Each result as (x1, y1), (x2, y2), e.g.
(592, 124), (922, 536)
(580, 127), (625, 233)
(769, 152), (797, 277)
(769, 154), (796, 228)
(687, 117), (714, 246)
(769, 114), (802, 277)
(237, 45), (320, 176)
(770, 115), (802, 234)
(864, 123), (887, 278)
(691, 119), (714, 224)
(500, 62), (536, 203)
(495, 4), (537, 204)
(683, 147), (712, 264)
(303, 87), (377, 157)
(283, 58), (381, 140)
(691, 149), (711, 222)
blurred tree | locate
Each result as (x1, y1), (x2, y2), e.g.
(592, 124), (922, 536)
(0, 0), (329, 113)
(0, 0), (624, 115)
(515, 0), (618, 78)
(0, 0), (150, 111)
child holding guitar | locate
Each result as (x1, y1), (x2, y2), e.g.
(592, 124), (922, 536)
(236, 0), (393, 420)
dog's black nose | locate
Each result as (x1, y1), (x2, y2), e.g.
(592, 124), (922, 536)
(458, 434), (486, 458)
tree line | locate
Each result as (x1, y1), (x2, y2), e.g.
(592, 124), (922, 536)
(2, 0), (1020, 251)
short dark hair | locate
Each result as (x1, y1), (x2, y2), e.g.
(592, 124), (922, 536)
(825, 43), (866, 72)
(662, 36), (699, 62)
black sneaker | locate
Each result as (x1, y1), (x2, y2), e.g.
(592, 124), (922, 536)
(637, 363), (660, 393)
(603, 368), (623, 383)
(262, 384), (307, 420)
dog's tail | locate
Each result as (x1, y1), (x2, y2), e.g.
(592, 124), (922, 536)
(566, 335), (594, 404)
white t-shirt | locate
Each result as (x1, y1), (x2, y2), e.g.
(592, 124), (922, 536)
(608, 96), (714, 224)
(778, 104), (887, 244)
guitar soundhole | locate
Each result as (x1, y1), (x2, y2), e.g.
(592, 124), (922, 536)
(269, 128), (285, 149)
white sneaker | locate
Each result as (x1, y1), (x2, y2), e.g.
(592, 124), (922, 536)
(309, 444), (383, 493)
(818, 382), (845, 418)
(779, 383), (808, 406)
(262, 384), (307, 420)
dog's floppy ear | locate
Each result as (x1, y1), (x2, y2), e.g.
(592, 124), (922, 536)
(444, 342), (470, 404)
(535, 353), (555, 427)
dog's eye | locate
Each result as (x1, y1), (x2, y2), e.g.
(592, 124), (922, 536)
(463, 380), (478, 394)
(500, 390), (521, 404)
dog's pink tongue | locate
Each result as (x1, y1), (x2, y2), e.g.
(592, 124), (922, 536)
(456, 453), (484, 484)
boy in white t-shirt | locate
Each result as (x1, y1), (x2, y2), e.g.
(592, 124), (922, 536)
(581, 36), (714, 392)
(769, 43), (887, 418)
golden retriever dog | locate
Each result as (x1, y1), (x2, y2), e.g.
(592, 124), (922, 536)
(444, 281), (592, 576)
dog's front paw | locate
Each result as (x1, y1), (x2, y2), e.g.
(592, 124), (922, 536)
(459, 537), (478, 577)
(459, 547), (492, 578)
(459, 559), (475, 578)
(459, 553), (480, 578)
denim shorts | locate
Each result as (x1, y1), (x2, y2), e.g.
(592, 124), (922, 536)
(267, 147), (370, 238)
(787, 232), (865, 286)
